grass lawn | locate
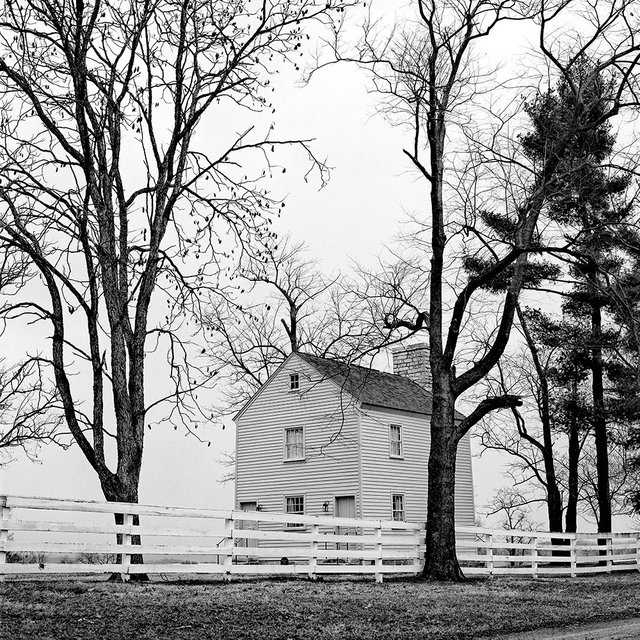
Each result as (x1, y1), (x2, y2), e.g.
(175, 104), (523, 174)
(2, 573), (640, 639)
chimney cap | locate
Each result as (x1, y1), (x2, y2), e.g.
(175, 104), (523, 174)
(390, 342), (429, 353)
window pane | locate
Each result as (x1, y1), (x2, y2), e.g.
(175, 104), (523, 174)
(289, 373), (300, 390)
(286, 495), (304, 528)
(392, 494), (405, 521)
(390, 425), (402, 457)
(286, 496), (304, 514)
(285, 428), (304, 459)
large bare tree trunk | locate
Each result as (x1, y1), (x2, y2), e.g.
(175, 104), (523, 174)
(100, 464), (149, 582)
(423, 372), (464, 580)
(102, 473), (147, 582)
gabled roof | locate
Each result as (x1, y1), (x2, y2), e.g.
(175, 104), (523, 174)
(233, 351), (466, 422)
(297, 352), (435, 416)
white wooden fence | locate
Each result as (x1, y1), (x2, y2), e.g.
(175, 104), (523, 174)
(0, 495), (423, 582)
(2, 495), (639, 581)
(457, 526), (640, 577)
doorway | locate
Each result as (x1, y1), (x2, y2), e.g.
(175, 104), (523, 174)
(237, 501), (259, 561)
(334, 495), (356, 519)
(335, 495), (356, 551)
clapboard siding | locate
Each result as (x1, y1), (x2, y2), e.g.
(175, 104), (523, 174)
(359, 405), (475, 526)
(359, 406), (429, 523)
(236, 354), (362, 519)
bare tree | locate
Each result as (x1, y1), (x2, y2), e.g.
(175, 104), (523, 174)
(573, 430), (639, 525)
(0, 0), (351, 506)
(0, 245), (64, 460)
(480, 327), (638, 532)
(485, 487), (541, 533)
(205, 236), (337, 413)
(321, 0), (640, 578)
(479, 339), (590, 533)
(477, 302), (608, 533)
(484, 487), (541, 564)
(205, 234), (391, 418)
(0, 359), (65, 461)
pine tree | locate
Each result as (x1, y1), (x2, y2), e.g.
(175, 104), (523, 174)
(471, 59), (636, 532)
(522, 60), (637, 532)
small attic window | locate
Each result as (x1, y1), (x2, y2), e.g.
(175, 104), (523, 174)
(289, 373), (300, 391)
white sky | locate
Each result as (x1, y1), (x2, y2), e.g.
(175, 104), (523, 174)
(0, 4), (632, 530)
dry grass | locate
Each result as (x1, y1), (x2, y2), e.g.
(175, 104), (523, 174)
(2, 573), (640, 639)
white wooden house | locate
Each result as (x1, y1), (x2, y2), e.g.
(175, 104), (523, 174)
(233, 344), (475, 526)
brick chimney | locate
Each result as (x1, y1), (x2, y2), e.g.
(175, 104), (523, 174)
(391, 343), (431, 393)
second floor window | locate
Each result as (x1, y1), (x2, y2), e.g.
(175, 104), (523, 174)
(284, 427), (304, 460)
(389, 424), (403, 458)
(289, 373), (300, 391)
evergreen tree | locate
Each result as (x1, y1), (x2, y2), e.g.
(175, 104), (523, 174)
(471, 59), (636, 532)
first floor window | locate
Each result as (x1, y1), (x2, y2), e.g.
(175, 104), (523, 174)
(284, 427), (304, 460)
(286, 495), (304, 528)
(392, 494), (405, 522)
(389, 424), (403, 458)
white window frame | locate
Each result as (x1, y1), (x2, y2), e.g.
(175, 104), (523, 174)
(391, 493), (405, 522)
(284, 426), (305, 461)
(285, 494), (305, 528)
(289, 372), (300, 391)
(389, 424), (403, 459)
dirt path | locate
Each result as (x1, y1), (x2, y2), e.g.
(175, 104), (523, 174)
(497, 618), (640, 639)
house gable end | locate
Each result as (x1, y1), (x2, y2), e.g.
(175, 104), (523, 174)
(233, 352), (362, 423)
(233, 353), (294, 423)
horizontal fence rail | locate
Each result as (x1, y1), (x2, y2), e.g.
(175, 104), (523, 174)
(1, 496), (639, 581)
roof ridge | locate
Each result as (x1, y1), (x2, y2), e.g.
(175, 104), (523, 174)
(297, 351), (429, 391)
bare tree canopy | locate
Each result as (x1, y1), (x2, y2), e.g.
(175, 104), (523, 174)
(205, 234), (393, 417)
(205, 236), (338, 415)
(0, 0), (351, 502)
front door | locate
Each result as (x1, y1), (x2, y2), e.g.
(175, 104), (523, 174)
(335, 496), (356, 551)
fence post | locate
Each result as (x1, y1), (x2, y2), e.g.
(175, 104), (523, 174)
(119, 512), (134, 582)
(0, 497), (10, 582)
(374, 523), (383, 583)
(413, 526), (423, 576)
(636, 535), (640, 572)
(223, 516), (234, 581)
(570, 535), (577, 578)
(607, 535), (613, 573)
(309, 524), (319, 580)
(486, 533), (494, 576)
(531, 535), (538, 578)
